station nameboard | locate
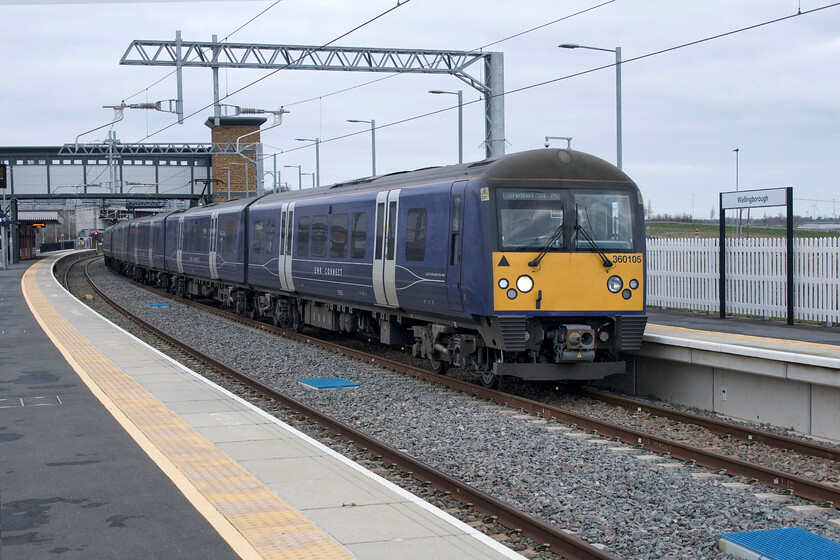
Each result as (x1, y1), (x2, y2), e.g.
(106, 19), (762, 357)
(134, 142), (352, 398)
(720, 187), (787, 210)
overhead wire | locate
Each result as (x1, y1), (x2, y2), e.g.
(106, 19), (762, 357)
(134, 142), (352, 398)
(122, 0), (285, 103)
(133, 0), (415, 142)
(282, 0), (617, 109)
(278, 2), (840, 158)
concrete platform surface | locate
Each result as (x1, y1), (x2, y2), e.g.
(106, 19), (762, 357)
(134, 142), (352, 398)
(2, 254), (520, 560)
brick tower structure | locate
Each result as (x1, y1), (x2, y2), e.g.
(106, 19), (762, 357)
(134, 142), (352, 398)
(206, 116), (267, 202)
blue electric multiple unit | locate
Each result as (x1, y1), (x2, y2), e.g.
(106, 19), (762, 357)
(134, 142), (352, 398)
(104, 148), (647, 387)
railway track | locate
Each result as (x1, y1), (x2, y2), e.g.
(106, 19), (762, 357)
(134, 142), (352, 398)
(62, 256), (836, 560)
(65, 255), (615, 560)
(72, 255), (840, 510)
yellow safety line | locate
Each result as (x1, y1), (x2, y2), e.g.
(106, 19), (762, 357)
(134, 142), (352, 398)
(647, 322), (840, 352)
(22, 259), (353, 560)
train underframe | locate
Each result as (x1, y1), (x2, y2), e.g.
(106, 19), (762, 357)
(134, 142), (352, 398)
(110, 260), (644, 388)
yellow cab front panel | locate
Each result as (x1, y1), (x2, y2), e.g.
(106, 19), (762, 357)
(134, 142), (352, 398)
(492, 251), (644, 313)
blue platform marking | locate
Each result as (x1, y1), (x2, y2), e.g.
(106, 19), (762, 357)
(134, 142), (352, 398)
(298, 377), (360, 391)
(720, 527), (840, 560)
(146, 303), (170, 308)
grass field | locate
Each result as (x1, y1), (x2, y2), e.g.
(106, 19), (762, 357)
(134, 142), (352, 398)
(646, 222), (839, 239)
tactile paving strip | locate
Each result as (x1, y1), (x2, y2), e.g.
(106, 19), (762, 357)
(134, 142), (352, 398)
(22, 260), (353, 560)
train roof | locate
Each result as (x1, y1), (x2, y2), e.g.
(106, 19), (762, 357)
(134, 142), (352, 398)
(180, 149), (636, 214)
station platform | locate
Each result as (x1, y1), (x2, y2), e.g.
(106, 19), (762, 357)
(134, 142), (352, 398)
(648, 309), (840, 356)
(624, 309), (840, 441)
(0, 253), (520, 560)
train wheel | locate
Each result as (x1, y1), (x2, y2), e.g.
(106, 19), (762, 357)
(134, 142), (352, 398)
(429, 359), (448, 376)
(291, 308), (304, 333)
(272, 305), (285, 328)
(479, 370), (500, 390)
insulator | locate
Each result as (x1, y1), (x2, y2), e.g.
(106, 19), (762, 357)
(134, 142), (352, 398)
(133, 103), (156, 110)
(239, 107), (261, 114)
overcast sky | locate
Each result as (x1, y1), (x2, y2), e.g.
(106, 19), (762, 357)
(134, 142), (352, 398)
(2, 0), (839, 218)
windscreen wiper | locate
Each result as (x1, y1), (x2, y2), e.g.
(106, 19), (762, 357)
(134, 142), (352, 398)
(527, 223), (565, 267)
(574, 223), (614, 268)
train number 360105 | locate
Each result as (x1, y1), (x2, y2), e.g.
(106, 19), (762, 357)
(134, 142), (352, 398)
(612, 255), (643, 265)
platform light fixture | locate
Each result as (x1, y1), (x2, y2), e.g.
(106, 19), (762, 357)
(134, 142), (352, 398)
(559, 43), (622, 170)
(294, 138), (320, 187)
(283, 165), (303, 190)
(428, 90), (463, 164)
(347, 119), (376, 176)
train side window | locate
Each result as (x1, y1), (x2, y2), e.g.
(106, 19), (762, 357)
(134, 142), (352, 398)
(286, 211), (294, 255)
(252, 220), (264, 254)
(405, 208), (427, 262)
(312, 215), (328, 257)
(265, 219), (276, 254)
(228, 221), (236, 253)
(189, 223), (198, 251)
(351, 212), (367, 259)
(375, 203), (385, 259)
(218, 222), (230, 253)
(386, 201), (397, 261)
(330, 213), (348, 258)
(297, 216), (310, 256)
(279, 212), (286, 256)
(450, 196), (461, 266)
(200, 225), (209, 251)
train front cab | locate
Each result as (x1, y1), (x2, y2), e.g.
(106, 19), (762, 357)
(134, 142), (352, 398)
(474, 176), (647, 385)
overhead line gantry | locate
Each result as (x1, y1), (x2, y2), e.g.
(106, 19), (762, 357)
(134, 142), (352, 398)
(120, 34), (506, 158)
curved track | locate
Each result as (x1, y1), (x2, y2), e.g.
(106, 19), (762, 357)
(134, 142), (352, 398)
(73, 256), (616, 560)
(82, 255), (840, 510)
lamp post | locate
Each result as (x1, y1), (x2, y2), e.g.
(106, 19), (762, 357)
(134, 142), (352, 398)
(559, 43), (622, 170)
(733, 148), (743, 238)
(222, 167), (232, 200)
(302, 172), (315, 189)
(347, 119), (376, 176)
(264, 171), (279, 193)
(544, 136), (572, 149)
(429, 90), (463, 164)
(733, 148), (739, 191)
(283, 165), (302, 190)
(294, 138), (320, 187)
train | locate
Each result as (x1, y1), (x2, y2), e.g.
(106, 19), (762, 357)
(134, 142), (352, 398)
(103, 148), (647, 388)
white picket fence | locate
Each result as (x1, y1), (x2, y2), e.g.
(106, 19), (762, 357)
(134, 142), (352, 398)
(646, 237), (840, 323)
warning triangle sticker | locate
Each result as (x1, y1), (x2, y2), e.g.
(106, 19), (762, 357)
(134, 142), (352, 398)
(498, 256), (510, 267)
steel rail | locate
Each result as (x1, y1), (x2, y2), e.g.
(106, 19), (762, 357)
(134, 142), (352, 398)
(89, 258), (840, 509)
(80, 258), (618, 560)
(179, 298), (840, 510)
(578, 388), (840, 463)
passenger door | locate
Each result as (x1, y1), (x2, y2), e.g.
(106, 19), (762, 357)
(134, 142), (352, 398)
(209, 212), (219, 279)
(278, 202), (296, 292)
(176, 217), (185, 274)
(447, 181), (467, 311)
(373, 190), (400, 308)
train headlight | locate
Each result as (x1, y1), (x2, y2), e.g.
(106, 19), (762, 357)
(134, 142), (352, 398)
(607, 275), (623, 293)
(498, 278), (509, 289)
(507, 289), (518, 300)
(516, 275), (534, 294)
(622, 289), (632, 300)
(629, 279), (639, 290)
